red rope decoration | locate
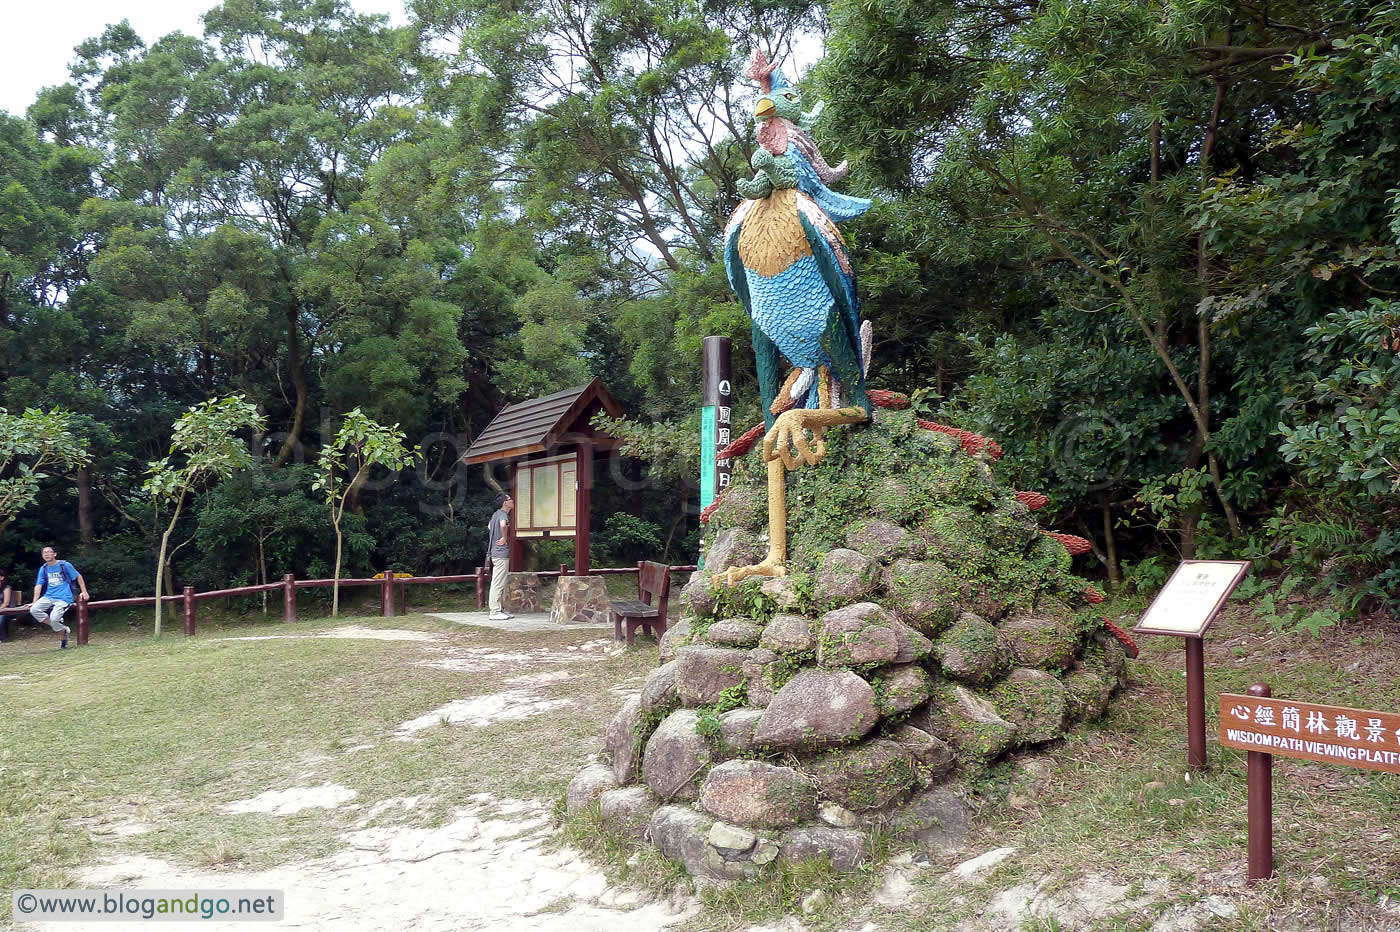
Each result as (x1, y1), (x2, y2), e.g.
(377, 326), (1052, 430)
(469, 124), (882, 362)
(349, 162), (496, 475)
(867, 389), (910, 409)
(917, 419), (1005, 461)
(1102, 617), (1140, 658)
(700, 496), (725, 524)
(1083, 586), (1105, 604)
(1015, 491), (1049, 511)
(1044, 530), (1092, 556)
(716, 422), (766, 461)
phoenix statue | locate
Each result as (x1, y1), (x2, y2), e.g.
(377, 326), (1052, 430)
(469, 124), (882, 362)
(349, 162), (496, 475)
(714, 50), (873, 586)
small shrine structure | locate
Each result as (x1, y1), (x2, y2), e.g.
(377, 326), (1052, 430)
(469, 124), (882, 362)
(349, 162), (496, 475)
(463, 378), (625, 622)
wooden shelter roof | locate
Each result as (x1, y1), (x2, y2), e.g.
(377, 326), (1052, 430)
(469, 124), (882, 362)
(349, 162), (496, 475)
(462, 378), (625, 466)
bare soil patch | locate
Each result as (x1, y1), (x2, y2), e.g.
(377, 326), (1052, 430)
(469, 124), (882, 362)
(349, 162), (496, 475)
(64, 796), (694, 932)
(223, 784), (359, 816)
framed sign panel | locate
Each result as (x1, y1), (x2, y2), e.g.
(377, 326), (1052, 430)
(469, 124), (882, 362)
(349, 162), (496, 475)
(1134, 560), (1251, 638)
(513, 453), (577, 538)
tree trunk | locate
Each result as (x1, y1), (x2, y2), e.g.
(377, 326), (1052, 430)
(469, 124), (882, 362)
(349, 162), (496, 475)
(661, 513), (685, 563)
(1099, 492), (1121, 588)
(332, 524), (343, 618)
(154, 498), (184, 636)
(258, 532), (268, 614)
(1179, 511), (1200, 561)
(1195, 73), (1242, 539)
(273, 305), (308, 467)
(1179, 427), (1208, 561)
(76, 467), (95, 556)
(346, 466), (369, 518)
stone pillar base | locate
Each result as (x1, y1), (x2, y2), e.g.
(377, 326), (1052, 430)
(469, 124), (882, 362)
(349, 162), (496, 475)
(504, 572), (542, 613)
(550, 575), (612, 625)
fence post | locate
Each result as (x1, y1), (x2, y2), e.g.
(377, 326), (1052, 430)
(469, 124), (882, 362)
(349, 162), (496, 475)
(399, 578), (408, 615)
(77, 596), (90, 645)
(380, 571), (395, 617)
(282, 574), (297, 623)
(182, 587), (197, 637)
(475, 566), (484, 611)
(559, 563), (568, 577)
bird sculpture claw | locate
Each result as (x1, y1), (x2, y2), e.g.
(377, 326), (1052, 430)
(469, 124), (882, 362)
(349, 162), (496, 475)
(765, 408), (828, 469)
(711, 403), (869, 587)
(711, 555), (788, 587)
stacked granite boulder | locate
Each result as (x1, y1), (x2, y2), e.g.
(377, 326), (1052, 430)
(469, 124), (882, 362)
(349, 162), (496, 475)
(566, 409), (1129, 880)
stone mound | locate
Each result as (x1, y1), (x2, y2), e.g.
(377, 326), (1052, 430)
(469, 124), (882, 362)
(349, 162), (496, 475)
(566, 409), (1129, 880)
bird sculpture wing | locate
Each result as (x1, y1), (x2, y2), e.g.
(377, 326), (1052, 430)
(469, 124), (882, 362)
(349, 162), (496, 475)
(796, 201), (869, 416)
(724, 210), (784, 429)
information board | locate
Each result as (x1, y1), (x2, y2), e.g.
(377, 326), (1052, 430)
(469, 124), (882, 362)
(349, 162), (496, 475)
(512, 453), (576, 538)
(1133, 560), (1250, 638)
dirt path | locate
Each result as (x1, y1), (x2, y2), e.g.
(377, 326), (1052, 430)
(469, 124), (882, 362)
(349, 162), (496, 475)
(66, 797), (693, 932)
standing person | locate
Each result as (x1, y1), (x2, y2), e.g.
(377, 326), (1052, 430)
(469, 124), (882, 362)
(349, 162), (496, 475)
(487, 493), (514, 621)
(31, 545), (89, 649)
(0, 569), (11, 644)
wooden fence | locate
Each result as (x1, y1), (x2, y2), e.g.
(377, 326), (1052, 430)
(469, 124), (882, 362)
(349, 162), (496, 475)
(0, 562), (697, 646)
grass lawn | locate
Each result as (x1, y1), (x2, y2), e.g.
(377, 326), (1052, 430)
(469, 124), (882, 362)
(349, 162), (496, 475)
(0, 609), (655, 901)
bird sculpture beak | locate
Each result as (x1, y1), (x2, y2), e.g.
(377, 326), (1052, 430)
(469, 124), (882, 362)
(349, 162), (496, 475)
(755, 97), (776, 118)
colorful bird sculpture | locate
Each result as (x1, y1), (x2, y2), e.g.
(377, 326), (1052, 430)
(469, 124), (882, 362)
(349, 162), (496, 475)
(713, 50), (874, 586)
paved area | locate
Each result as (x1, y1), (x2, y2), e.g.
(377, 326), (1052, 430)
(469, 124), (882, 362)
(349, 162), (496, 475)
(430, 610), (613, 632)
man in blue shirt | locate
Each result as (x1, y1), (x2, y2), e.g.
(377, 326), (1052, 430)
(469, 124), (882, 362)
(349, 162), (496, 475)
(30, 545), (89, 649)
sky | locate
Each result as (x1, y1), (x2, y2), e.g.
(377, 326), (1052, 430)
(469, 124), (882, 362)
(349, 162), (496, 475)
(0, 0), (408, 117)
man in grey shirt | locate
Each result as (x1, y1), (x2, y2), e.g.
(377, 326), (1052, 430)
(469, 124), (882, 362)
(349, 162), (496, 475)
(487, 493), (514, 620)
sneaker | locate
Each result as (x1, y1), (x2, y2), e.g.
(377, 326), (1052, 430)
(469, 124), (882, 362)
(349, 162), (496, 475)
(487, 612), (510, 621)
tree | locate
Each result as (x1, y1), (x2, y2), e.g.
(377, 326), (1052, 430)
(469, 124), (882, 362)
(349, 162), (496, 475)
(815, 0), (1351, 558)
(193, 464), (337, 608)
(142, 395), (264, 635)
(313, 409), (417, 617)
(0, 408), (92, 539)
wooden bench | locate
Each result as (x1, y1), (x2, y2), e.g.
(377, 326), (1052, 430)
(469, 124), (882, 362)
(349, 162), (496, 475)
(610, 561), (671, 646)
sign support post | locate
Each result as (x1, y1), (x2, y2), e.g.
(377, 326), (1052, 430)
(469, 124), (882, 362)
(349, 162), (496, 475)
(1186, 637), (1207, 769)
(1245, 682), (1274, 883)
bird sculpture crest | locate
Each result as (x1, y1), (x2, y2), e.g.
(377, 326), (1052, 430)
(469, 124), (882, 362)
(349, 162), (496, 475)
(713, 49), (874, 586)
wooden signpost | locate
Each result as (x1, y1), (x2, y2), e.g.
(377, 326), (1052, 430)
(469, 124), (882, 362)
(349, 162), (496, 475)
(1220, 686), (1400, 882)
(1133, 560), (1251, 769)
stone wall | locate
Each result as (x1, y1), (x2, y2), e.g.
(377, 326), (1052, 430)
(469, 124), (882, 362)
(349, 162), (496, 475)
(565, 410), (1132, 880)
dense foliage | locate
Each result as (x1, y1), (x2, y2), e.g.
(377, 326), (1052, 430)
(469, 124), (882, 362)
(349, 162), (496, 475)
(0, 0), (1395, 619)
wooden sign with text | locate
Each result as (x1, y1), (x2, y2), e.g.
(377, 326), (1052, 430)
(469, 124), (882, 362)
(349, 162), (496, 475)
(1219, 693), (1400, 775)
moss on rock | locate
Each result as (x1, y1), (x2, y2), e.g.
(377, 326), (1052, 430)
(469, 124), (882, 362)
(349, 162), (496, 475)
(990, 668), (1069, 746)
(932, 612), (1013, 684)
